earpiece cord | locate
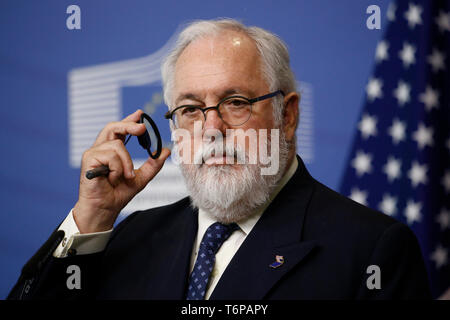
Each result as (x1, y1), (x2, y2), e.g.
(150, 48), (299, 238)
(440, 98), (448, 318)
(124, 134), (132, 146)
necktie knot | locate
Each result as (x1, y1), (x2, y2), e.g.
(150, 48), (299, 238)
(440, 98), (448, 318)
(200, 222), (238, 254)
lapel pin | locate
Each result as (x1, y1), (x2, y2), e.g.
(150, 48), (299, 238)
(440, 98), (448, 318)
(269, 255), (285, 269)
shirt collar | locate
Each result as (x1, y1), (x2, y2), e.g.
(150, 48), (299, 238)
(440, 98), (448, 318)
(198, 156), (299, 236)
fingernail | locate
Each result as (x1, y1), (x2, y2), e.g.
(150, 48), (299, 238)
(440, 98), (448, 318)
(130, 170), (135, 178)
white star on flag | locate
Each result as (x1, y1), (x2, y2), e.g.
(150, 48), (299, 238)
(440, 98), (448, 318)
(366, 77), (383, 101)
(412, 123), (434, 149)
(430, 245), (448, 269)
(428, 48), (446, 73)
(378, 194), (397, 216)
(404, 200), (422, 225)
(388, 118), (407, 144)
(442, 170), (450, 193)
(349, 188), (368, 206)
(358, 114), (378, 139)
(408, 161), (428, 187)
(393, 80), (411, 106)
(436, 209), (450, 230)
(427, 48), (445, 72)
(383, 156), (402, 182)
(352, 150), (373, 177)
(375, 41), (389, 63)
(399, 42), (416, 68)
(419, 85), (439, 111)
(436, 10), (450, 33)
(404, 3), (423, 29)
(387, 2), (396, 21)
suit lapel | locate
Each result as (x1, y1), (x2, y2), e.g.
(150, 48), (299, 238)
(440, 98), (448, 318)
(210, 156), (317, 299)
(147, 202), (198, 299)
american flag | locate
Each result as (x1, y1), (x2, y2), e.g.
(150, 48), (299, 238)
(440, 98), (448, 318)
(340, 0), (450, 298)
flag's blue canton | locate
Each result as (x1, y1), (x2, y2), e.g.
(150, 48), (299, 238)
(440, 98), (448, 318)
(186, 222), (238, 300)
(340, 0), (450, 298)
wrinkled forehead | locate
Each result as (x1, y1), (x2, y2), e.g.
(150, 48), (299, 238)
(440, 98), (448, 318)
(173, 30), (268, 99)
(184, 30), (258, 57)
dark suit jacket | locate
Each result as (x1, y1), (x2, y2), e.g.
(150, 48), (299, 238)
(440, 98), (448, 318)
(8, 156), (431, 299)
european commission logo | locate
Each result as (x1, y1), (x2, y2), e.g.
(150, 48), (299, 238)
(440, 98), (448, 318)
(67, 31), (315, 215)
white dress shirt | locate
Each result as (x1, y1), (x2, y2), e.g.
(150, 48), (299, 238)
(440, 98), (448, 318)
(54, 157), (298, 299)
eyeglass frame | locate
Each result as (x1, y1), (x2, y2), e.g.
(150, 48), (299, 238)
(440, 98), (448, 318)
(164, 89), (285, 127)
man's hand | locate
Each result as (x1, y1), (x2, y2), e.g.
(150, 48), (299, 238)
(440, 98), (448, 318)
(73, 109), (170, 233)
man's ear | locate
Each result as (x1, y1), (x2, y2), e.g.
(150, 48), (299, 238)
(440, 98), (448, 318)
(282, 92), (300, 142)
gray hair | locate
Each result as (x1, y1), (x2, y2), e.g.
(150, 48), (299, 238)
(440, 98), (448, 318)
(161, 18), (298, 126)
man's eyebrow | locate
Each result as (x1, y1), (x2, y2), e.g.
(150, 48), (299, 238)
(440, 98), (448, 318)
(222, 88), (254, 98)
(175, 93), (203, 106)
(174, 88), (255, 106)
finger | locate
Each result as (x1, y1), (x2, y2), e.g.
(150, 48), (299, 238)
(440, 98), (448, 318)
(94, 121), (146, 146)
(87, 150), (125, 187)
(133, 148), (171, 191)
(95, 140), (135, 179)
(122, 109), (144, 122)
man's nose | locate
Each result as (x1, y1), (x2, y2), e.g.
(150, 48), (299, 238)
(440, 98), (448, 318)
(203, 108), (226, 131)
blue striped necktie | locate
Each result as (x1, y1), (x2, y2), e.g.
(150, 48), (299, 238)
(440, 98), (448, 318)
(186, 222), (238, 300)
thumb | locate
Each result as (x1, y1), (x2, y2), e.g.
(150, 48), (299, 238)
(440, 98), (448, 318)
(133, 148), (171, 191)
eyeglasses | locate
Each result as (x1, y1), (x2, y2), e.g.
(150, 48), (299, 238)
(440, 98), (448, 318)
(164, 90), (285, 130)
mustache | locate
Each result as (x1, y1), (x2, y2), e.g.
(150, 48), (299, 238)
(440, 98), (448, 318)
(194, 142), (247, 165)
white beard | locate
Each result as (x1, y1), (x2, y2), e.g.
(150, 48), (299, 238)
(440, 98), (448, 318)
(174, 130), (291, 223)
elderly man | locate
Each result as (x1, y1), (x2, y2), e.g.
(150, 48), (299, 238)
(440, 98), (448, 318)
(9, 19), (430, 300)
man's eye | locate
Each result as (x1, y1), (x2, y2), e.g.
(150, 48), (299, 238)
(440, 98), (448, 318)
(227, 99), (249, 107)
(181, 107), (200, 115)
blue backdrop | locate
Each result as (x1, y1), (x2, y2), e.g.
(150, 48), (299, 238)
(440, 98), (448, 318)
(0, 0), (390, 298)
